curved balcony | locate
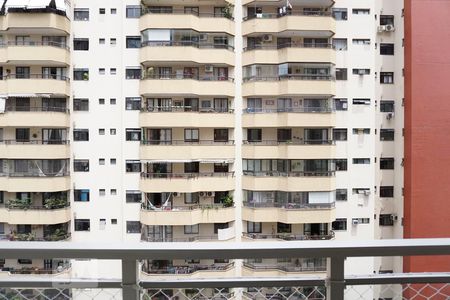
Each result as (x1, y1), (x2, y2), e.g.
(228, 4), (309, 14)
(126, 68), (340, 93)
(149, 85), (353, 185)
(242, 75), (335, 97)
(242, 107), (335, 127)
(140, 41), (234, 66)
(141, 262), (235, 279)
(242, 231), (335, 241)
(242, 140), (335, 159)
(0, 205), (71, 225)
(0, 140), (70, 159)
(242, 202), (335, 224)
(140, 11), (234, 35)
(1, 12), (70, 34)
(140, 108), (234, 128)
(242, 171), (335, 192)
(0, 74), (70, 96)
(140, 204), (235, 226)
(0, 42), (70, 65)
(140, 172), (235, 193)
(0, 172), (70, 192)
(140, 75), (234, 97)
(242, 12), (335, 36)
(242, 261), (326, 277)
(140, 140), (234, 160)
(0, 106), (70, 127)
(243, 44), (335, 65)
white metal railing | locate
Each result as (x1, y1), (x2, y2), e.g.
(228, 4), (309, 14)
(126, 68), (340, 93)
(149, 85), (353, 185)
(0, 239), (450, 299)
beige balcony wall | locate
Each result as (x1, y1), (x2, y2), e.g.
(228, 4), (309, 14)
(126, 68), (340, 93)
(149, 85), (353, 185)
(0, 111), (69, 127)
(242, 112), (335, 127)
(0, 144), (70, 159)
(242, 207), (335, 223)
(140, 79), (234, 97)
(243, 48), (335, 65)
(140, 207), (235, 226)
(242, 80), (335, 97)
(140, 176), (235, 193)
(0, 207), (71, 225)
(242, 176), (335, 192)
(0, 79), (70, 96)
(140, 47), (234, 66)
(242, 144), (335, 159)
(140, 145), (234, 160)
(0, 13), (70, 33)
(0, 176), (71, 192)
(242, 15), (335, 35)
(0, 46), (70, 65)
(139, 112), (234, 128)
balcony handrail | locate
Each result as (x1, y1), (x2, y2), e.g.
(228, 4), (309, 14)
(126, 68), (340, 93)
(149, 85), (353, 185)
(243, 170), (335, 177)
(140, 172), (234, 179)
(141, 235), (219, 242)
(243, 74), (334, 82)
(142, 74), (234, 82)
(243, 140), (335, 145)
(4, 232), (71, 242)
(242, 232), (335, 241)
(0, 140), (70, 145)
(242, 201), (335, 209)
(243, 107), (333, 113)
(141, 203), (229, 211)
(0, 41), (70, 50)
(141, 40), (234, 51)
(244, 43), (334, 51)
(1, 74), (70, 81)
(243, 261), (326, 272)
(0, 203), (70, 210)
(0, 171), (69, 177)
(4, 106), (69, 113)
(243, 10), (332, 21)
(143, 262), (234, 274)
(141, 8), (234, 20)
(141, 140), (234, 145)
(141, 106), (233, 113)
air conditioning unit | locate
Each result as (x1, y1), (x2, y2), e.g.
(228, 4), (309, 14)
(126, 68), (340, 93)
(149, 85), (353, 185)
(386, 112), (394, 120)
(173, 192), (179, 197)
(352, 219), (359, 225)
(385, 24), (395, 32)
(205, 65), (214, 73)
(199, 34), (208, 41)
(358, 69), (366, 75)
(207, 191), (215, 197)
(377, 25), (387, 32)
(390, 214), (398, 221)
(363, 190), (371, 196)
(262, 34), (272, 42)
(199, 192), (205, 197)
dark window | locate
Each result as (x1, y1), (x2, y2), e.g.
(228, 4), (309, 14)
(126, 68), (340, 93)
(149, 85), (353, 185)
(353, 128), (370, 134)
(214, 223), (228, 234)
(380, 15), (394, 26)
(126, 160), (141, 172)
(184, 224), (199, 234)
(332, 38), (347, 50)
(126, 128), (141, 141)
(184, 128), (199, 142)
(214, 129), (229, 142)
(247, 129), (262, 142)
(184, 162), (199, 173)
(126, 5), (141, 18)
(334, 98), (348, 111)
(380, 186), (394, 198)
(126, 191), (142, 203)
(352, 8), (370, 15)
(379, 214), (394, 226)
(335, 159), (348, 171)
(74, 189), (90, 202)
(353, 158), (370, 164)
(336, 68), (347, 80)
(75, 219), (90, 231)
(380, 158), (394, 170)
(18, 259), (32, 264)
(126, 221), (141, 233)
(214, 163), (228, 173)
(74, 98), (89, 111)
(247, 221), (262, 233)
(74, 38), (89, 50)
(74, 69), (89, 81)
(74, 159), (89, 172)
(353, 38), (370, 45)
(99, 8), (106, 14)
(380, 72), (394, 84)
(17, 225), (31, 234)
(332, 8), (347, 20)
(352, 68), (370, 75)
(126, 36), (141, 48)
(126, 97), (141, 110)
(380, 101), (395, 112)
(277, 222), (291, 233)
(353, 98), (371, 105)
(74, 129), (89, 141)
(333, 128), (347, 141)
(15, 128), (30, 142)
(125, 68), (141, 79)
(380, 43), (394, 55)
(332, 218), (347, 231)
(74, 8), (89, 21)
(336, 189), (348, 201)
(277, 129), (292, 142)
(380, 129), (395, 141)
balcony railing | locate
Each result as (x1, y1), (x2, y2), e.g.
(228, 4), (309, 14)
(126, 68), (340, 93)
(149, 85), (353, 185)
(243, 107), (333, 113)
(3, 262), (71, 275)
(0, 171), (69, 177)
(0, 140), (70, 145)
(3, 106), (69, 113)
(143, 262), (234, 275)
(243, 261), (326, 272)
(243, 140), (335, 145)
(142, 204), (229, 211)
(0, 41), (69, 50)
(142, 74), (234, 82)
(141, 140), (234, 145)
(243, 201), (335, 209)
(141, 8), (234, 20)
(243, 170), (335, 177)
(141, 41), (234, 51)
(2, 232), (71, 242)
(141, 172), (234, 179)
(243, 74), (333, 82)
(244, 43), (334, 51)
(1, 202), (69, 210)
(1, 74), (70, 81)
(243, 10), (332, 21)
(243, 232), (335, 241)
(142, 106), (233, 113)
(141, 235), (219, 242)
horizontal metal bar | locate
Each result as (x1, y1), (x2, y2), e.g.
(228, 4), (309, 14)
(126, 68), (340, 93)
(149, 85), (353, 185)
(0, 278), (122, 288)
(346, 273), (450, 285)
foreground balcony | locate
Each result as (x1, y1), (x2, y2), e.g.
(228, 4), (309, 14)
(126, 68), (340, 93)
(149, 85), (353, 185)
(0, 11), (70, 33)
(141, 262), (235, 279)
(139, 108), (234, 127)
(0, 106), (69, 127)
(0, 42), (70, 65)
(242, 140), (335, 159)
(0, 140), (70, 159)
(242, 108), (335, 127)
(140, 172), (235, 193)
(0, 74), (70, 96)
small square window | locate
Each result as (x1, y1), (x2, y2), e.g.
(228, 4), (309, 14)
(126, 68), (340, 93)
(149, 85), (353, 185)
(99, 189), (106, 196)
(111, 219), (117, 224)
(99, 98), (105, 105)
(110, 68), (117, 75)
(110, 189), (117, 195)
(99, 8), (105, 14)
(110, 158), (116, 165)
(99, 128), (105, 135)
(99, 38), (105, 44)
(110, 38), (117, 45)
(99, 158), (105, 165)
(110, 129), (117, 135)
(111, 8), (117, 14)
(99, 68), (105, 75)
(110, 98), (116, 105)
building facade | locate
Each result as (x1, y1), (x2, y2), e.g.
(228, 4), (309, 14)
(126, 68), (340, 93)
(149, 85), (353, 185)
(0, 0), (407, 298)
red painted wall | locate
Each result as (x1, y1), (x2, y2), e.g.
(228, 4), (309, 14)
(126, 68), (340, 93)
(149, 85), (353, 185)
(404, 0), (450, 272)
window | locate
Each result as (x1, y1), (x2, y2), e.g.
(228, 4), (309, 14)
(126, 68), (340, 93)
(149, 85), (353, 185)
(99, 8), (105, 14)
(111, 219), (117, 225)
(126, 36), (141, 48)
(184, 224), (199, 234)
(99, 189), (106, 196)
(126, 68), (141, 79)
(332, 38), (347, 50)
(126, 5), (140, 18)
(74, 38), (89, 50)
(380, 158), (394, 170)
(110, 69), (116, 75)
(214, 129), (229, 142)
(99, 158), (105, 165)
(380, 129), (395, 141)
(74, 160), (89, 172)
(74, 189), (90, 202)
(380, 101), (395, 112)
(126, 160), (141, 172)
(352, 9), (370, 15)
(352, 128), (370, 134)
(99, 68), (105, 75)
(336, 189), (347, 201)
(99, 98), (105, 105)
(99, 38), (105, 44)
(352, 68), (370, 75)
(110, 159), (116, 165)
(380, 186), (394, 198)
(332, 8), (347, 20)
(277, 222), (291, 233)
(74, 8), (89, 21)
(99, 219), (106, 230)
(110, 38), (117, 45)
(353, 218), (370, 224)
(380, 43), (394, 55)
(184, 128), (199, 142)
(126, 128), (141, 141)
(380, 15), (394, 26)
(126, 191), (142, 203)
(353, 158), (370, 164)
(110, 98), (116, 105)
(380, 72), (394, 84)
(75, 219), (90, 231)
(110, 8), (117, 14)
(247, 221), (262, 233)
(126, 97), (141, 110)
(333, 128), (347, 141)
(74, 68), (89, 81)
(110, 129), (117, 135)
(332, 218), (347, 231)
(214, 223), (228, 234)
(16, 128), (30, 142)
(18, 259), (32, 264)
(336, 68), (347, 80)
(185, 193), (199, 204)
(110, 189), (117, 195)
(379, 214), (394, 226)
(334, 98), (348, 111)
(352, 39), (370, 45)
(353, 98), (370, 105)
(185, 162), (199, 173)
(99, 129), (105, 135)
(126, 221), (141, 233)
(74, 98), (89, 111)
(335, 159), (348, 171)
(247, 129), (262, 142)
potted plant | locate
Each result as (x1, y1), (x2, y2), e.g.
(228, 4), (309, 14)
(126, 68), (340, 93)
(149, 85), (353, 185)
(44, 198), (67, 209)
(8, 198), (31, 210)
(222, 3), (234, 19)
(221, 195), (234, 207)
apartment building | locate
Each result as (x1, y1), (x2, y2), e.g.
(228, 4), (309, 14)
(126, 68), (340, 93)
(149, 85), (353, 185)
(0, 0), (406, 299)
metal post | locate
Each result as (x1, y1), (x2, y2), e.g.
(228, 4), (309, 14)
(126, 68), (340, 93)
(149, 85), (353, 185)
(122, 259), (140, 300)
(326, 256), (345, 300)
